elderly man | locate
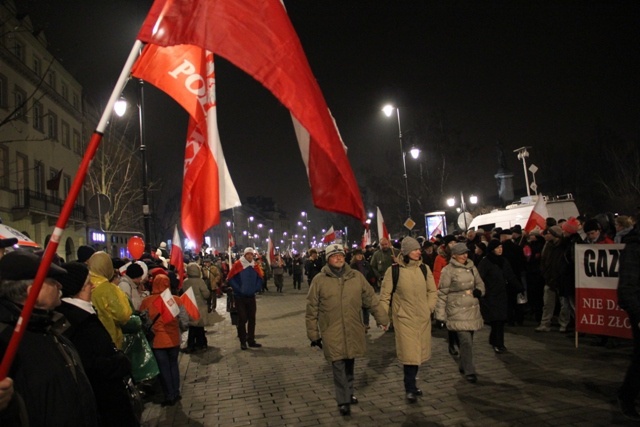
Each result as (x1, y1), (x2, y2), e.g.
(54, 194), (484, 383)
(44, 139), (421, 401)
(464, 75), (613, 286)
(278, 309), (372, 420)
(0, 250), (98, 426)
(370, 237), (400, 284)
(306, 244), (389, 416)
(227, 247), (264, 350)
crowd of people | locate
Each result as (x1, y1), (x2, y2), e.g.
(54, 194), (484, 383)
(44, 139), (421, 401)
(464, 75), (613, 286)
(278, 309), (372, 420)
(0, 209), (639, 423)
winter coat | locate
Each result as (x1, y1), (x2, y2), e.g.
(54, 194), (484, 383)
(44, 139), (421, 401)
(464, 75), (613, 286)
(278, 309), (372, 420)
(0, 298), (98, 427)
(618, 227), (640, 323)
(227, 258), (263, 297)
(432, 249), (449, 287)
(478, 254), (522, 322)
(183, 263), (211, 327)
(379, 258), (438, 365)
(435, 258), (485, 331)
(56, 300), (139, 427)
(139, 274), (184, 349)
(370, 248), (399, 281)
(540, 238), (565, 290)
(306, 264), (389, 362)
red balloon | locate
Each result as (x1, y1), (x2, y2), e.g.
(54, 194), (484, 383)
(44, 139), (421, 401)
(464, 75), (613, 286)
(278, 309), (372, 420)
(127, 236), (145, 259)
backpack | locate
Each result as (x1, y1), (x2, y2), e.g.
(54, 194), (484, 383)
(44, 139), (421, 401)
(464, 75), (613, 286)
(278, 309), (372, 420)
(390, 263), (428, 308)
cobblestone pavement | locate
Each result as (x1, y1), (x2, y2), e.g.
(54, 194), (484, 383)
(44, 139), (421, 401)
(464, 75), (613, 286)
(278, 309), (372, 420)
(141, 276), (637, 426)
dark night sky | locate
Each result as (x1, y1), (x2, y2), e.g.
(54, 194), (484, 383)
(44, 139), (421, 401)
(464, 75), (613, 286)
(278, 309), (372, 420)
(23, 0), (640, 224)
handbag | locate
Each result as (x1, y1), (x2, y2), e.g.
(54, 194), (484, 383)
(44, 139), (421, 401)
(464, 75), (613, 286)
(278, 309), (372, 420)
(123, 376), (144, 424)
(143, 313), (161, 344)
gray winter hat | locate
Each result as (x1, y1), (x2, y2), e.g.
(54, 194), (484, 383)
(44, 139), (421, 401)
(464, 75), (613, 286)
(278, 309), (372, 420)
(400, 237), (421, 256)
(451, 242), (470, 255)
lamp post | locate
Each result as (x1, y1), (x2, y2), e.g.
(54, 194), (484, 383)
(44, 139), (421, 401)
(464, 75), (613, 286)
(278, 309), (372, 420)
(446, 192), (478, 230)
(382, 104), (419, 221)
(301, 211), (310, 249)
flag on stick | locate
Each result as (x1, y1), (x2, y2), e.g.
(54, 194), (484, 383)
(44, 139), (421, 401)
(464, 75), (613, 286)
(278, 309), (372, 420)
(137, 0), (365, 222)
(524, 196), (549, 234)
(361, 224), (371, 249)
(169, 225), (185, 290)
(131, 44), (240, 249)
(181, 287), (200, 321)
(377, 207), (390, 240)
(267, 238), (276, 266)
(153, 288), (181, 323)
(322, 226), (336, 244)
(46, 169), (63, 191)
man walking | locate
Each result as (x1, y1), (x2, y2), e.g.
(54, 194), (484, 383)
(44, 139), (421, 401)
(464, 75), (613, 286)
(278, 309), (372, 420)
(370, 238), (399, 284)
(306, 244), (389, 417)
(227, 247), (264, 350)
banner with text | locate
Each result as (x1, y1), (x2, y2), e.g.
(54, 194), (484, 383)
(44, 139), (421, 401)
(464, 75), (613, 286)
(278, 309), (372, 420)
(575, 243), (631, 339)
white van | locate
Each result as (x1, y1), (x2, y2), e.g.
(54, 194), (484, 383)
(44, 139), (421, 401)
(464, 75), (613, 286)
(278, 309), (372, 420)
(467, 194), (579, 232)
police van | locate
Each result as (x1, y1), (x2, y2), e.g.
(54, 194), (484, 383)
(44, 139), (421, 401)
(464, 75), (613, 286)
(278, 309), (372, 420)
(467, 194), (579, 232)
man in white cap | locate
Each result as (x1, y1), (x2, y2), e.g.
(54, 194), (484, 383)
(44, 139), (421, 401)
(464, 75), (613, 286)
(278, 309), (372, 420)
(306, 244), (389, 417)
(227, 247), (264, 350)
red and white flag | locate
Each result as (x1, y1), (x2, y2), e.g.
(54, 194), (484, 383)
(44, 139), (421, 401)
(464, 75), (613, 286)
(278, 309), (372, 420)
(267, 238), (276, 266)
(377, 206), (390, 240)
(228, 231), (235, 249)
(137, 0), (365, 223)
(361, 224), (371, 249)
(153, 288), (181, 323)
(180, 287), (200, 321)
(322, 226), (336, 244)
(131, 44), (241, 249)
(169, 225), (185, 290)
(524, 195), (549, 234)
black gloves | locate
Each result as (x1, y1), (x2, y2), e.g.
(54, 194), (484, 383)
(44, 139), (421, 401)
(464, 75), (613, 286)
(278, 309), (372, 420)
(435, 320), (446, 329)
(472, 288), (482, 299)
(310, 339), (323, 349)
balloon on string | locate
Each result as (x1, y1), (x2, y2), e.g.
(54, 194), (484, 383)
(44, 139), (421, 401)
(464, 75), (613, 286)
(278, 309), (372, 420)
(127, 236), (145, 259)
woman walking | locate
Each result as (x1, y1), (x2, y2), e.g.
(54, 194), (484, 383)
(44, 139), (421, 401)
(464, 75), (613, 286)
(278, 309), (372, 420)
(380, 237), (438, 403)
(435, 243), (485, 383)
(477, 240), (522, 354)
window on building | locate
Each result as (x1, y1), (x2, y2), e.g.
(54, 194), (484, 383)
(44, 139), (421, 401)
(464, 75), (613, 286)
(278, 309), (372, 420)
(13, 86), (27, 122)
(61, 82), (68, 100)
(72, 93), (79, 110)
(33, 56), (41, 77)
(32, 101), (43, 131)
(61, 121), (70, 148)
(0, 74), (7, 109)
(16, 153), (28, 190)
(73, 129), (81, 154)
(34, 160), (44, 194)
(0, 146), (8, 188)
(49, 168), (59, 199)
(63, 174), (71, 198)
(48, 70), (56, 91)
(13, 40), (25, 62)
(47, 111), (58, 140)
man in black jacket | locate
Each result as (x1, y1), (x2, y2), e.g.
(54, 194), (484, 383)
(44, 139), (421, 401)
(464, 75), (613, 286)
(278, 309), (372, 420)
(617, 224), (640, 420)
(0, 250), (98, 426)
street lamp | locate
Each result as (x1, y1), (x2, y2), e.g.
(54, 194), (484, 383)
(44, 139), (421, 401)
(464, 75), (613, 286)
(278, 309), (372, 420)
(447, 192), (478, 230)
(301, 211), (311, 248)
(382, 104), (419, 220)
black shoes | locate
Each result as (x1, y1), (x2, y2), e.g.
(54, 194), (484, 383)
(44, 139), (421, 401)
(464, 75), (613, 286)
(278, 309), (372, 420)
(350, 395), (358, 404)
(339, 404), (351, 416)
(493, 346), (507, 354)
(617, 396), (640, 420)
(415, 389), (423, 396)
(465, 374), (478, 383)
(406, 392), (417, 403)
(448, 345), (459, 356)
(240, 343), (248, 350)
(248, 342), (262, 348)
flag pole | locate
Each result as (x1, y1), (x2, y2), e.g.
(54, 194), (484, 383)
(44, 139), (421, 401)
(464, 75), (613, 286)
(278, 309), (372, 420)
(0, 40), (144, 379)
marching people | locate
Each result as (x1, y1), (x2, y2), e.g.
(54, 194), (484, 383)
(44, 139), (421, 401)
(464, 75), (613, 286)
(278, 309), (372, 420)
(350, 248), (377, 331)
(140, 273), (186, 407)
(0, 251), (98, 425)
(292, 252), (304, 290)
(379, 237), (438, 403)
(56, 261), (140, 426)
(305, 248), (323, 286)
(478, 240), (522, 353)
(435, 243), (485, 383)
(433, 235), (460, 356)
(306, 244), (389, 416)
(616, 219), (640, 421)
(182, 262), (211, 353)
(272, 254), (285, 293)
(227, 248), (264, 350)
(370, 237), (399, 284)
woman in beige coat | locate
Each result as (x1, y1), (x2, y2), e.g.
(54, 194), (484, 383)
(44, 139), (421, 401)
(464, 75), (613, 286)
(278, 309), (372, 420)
(379, 237), (438, 403)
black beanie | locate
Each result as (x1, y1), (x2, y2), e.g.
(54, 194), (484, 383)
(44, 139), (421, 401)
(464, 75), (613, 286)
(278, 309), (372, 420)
(59, 262), (89, 297)
(487, 239), (502, 253)
(77, 245), (96, 263)
(126, 263), (144, 279)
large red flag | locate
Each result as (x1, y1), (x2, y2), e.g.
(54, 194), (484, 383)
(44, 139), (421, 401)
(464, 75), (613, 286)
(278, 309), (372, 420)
(137, 0), (365, 222)
(131, 44), (240, 248)
(524, 196), (549, 234)
(169, 225), (185, 289)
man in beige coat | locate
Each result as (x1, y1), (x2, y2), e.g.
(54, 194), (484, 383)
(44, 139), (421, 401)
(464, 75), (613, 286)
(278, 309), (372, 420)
(306, 244), (389, 417)
(379, 236), (438, 403)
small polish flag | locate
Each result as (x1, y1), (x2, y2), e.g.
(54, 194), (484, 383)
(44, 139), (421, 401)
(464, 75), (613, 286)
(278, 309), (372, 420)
(377, 206), (390, 240)
(524, 196), (549, 234)
(181, 287), (200, 321)
(322, 226), (335, 244)
(153, 288), (181, 323)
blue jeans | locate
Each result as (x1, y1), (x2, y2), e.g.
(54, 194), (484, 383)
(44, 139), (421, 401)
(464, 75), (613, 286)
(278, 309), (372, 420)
(153, 346), (180, 400)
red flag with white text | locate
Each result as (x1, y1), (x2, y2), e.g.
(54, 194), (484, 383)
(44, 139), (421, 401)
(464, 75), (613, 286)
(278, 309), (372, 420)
(377, 206), (390, 240)
(137, 0), (364, 222)
(524, 196), (549, 234)
(131, 44), (240, 249)
(169, 225), (185, 289)
(322, 226), (336, 244)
